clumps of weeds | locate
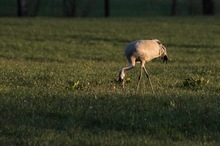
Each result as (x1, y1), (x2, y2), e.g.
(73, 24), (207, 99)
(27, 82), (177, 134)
(196, 69), (212, 75)
(182, 76), (209, 90)
(67, 80), (102, 91)
(125, 77), (131, 83)
(67, 80), (84, 91)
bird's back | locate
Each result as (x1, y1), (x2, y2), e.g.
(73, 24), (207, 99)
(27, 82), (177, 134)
(125, 40), (162, 63)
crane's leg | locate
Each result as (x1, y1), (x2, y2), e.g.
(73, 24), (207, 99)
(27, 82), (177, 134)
(143, 66), (155, 94)
(122, 80), (125, 90)
(136, 67), (143, 92)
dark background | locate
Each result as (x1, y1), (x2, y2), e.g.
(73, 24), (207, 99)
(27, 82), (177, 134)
(0, 0), (218, 17)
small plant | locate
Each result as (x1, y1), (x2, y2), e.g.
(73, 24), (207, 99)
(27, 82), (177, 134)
(126, 77), (131, 83)
(67, 80), (82, 91)
(72, 81), (80, 90)
(183, 76), (209, 89)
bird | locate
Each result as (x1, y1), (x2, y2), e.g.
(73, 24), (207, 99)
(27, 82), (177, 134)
(118, 39), (168, 93)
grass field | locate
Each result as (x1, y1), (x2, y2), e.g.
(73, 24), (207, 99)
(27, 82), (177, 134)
(0, 17), (220, 145)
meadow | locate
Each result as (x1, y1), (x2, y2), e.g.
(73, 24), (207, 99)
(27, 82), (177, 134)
(0, 17), (220, 145)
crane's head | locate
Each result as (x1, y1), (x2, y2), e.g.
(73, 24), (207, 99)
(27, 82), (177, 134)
(119, 69), (125, 82)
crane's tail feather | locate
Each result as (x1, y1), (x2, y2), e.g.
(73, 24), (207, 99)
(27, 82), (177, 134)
(163, 55), (168, 63)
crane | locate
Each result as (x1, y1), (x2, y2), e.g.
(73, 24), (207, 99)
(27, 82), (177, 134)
(118, 39), (168, 93)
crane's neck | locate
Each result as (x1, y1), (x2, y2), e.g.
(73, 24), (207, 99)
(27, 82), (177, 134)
(119, 64), (134, 81)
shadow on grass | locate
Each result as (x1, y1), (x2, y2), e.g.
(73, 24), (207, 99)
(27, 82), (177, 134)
(1, 92), (220, 141)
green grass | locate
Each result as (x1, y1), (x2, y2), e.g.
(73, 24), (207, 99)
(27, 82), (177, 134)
(0, 17), (220, 145)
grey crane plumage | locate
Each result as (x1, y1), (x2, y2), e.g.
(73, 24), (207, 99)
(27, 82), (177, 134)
(119, 39), (168, 93)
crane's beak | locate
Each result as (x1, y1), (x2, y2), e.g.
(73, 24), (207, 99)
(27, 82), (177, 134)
(119, 77), (123, 82)
(163, 55), (168, 64)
